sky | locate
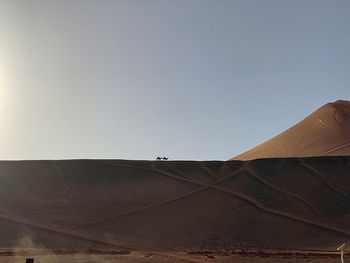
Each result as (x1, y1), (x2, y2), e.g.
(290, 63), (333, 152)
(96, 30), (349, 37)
(0, 0), (349, 160)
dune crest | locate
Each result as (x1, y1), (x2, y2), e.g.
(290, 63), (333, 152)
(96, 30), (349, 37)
(232, 100), (350, 161)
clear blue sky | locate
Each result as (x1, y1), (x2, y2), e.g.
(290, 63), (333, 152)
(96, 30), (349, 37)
(0, 0), (349, 160)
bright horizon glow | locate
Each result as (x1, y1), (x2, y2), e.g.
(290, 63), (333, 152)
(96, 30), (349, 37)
(0, 62), (8, 114)
(0, 0), (349, 160)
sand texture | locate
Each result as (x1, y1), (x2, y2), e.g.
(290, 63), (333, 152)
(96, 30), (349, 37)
(232, 100), (350, 160)
(0, 157), (349, 252)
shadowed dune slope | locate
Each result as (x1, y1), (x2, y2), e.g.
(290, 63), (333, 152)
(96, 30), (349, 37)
(232, 100), (350, 161)
(0, 157), (349, 251)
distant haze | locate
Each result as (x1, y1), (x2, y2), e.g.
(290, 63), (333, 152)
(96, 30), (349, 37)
(0, 0), (349, 160)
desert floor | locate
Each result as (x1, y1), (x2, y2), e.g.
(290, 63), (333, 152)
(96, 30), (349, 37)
(0, 250), (346, 263)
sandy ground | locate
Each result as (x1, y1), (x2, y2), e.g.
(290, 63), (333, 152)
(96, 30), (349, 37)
(0, 250), (347, 263)
(0, 156), (349, 251)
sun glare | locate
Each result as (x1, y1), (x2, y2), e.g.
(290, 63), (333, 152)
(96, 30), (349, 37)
(0, 70), (5, 90)
(0, 69), (5, 98)
(0, 63), (9, 114)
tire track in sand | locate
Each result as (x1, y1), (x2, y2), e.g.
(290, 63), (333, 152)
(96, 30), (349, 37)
(71, 160), (350, 238)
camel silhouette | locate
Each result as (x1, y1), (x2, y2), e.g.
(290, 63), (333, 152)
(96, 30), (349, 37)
(156, 156), (169, 160)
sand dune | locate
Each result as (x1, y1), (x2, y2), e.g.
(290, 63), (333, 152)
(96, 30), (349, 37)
(0, 157), (349, 252)
(1, 100), (350, 255)
(232, 100), (350, 160)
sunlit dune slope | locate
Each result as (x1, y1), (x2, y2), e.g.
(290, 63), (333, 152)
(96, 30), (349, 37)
(232, 100), (350, 161)
(0, 157), (349, 251)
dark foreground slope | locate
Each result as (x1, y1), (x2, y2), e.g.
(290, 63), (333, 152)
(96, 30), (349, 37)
(232, 100), (350, 161)
(0, 157), (349, 252)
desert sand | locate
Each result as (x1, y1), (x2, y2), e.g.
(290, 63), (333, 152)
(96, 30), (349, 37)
(1, 101), (349, 262)
(0, 249), (347, 263)
(0, 157), (349, 256)
(232, 100), (350, 160)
